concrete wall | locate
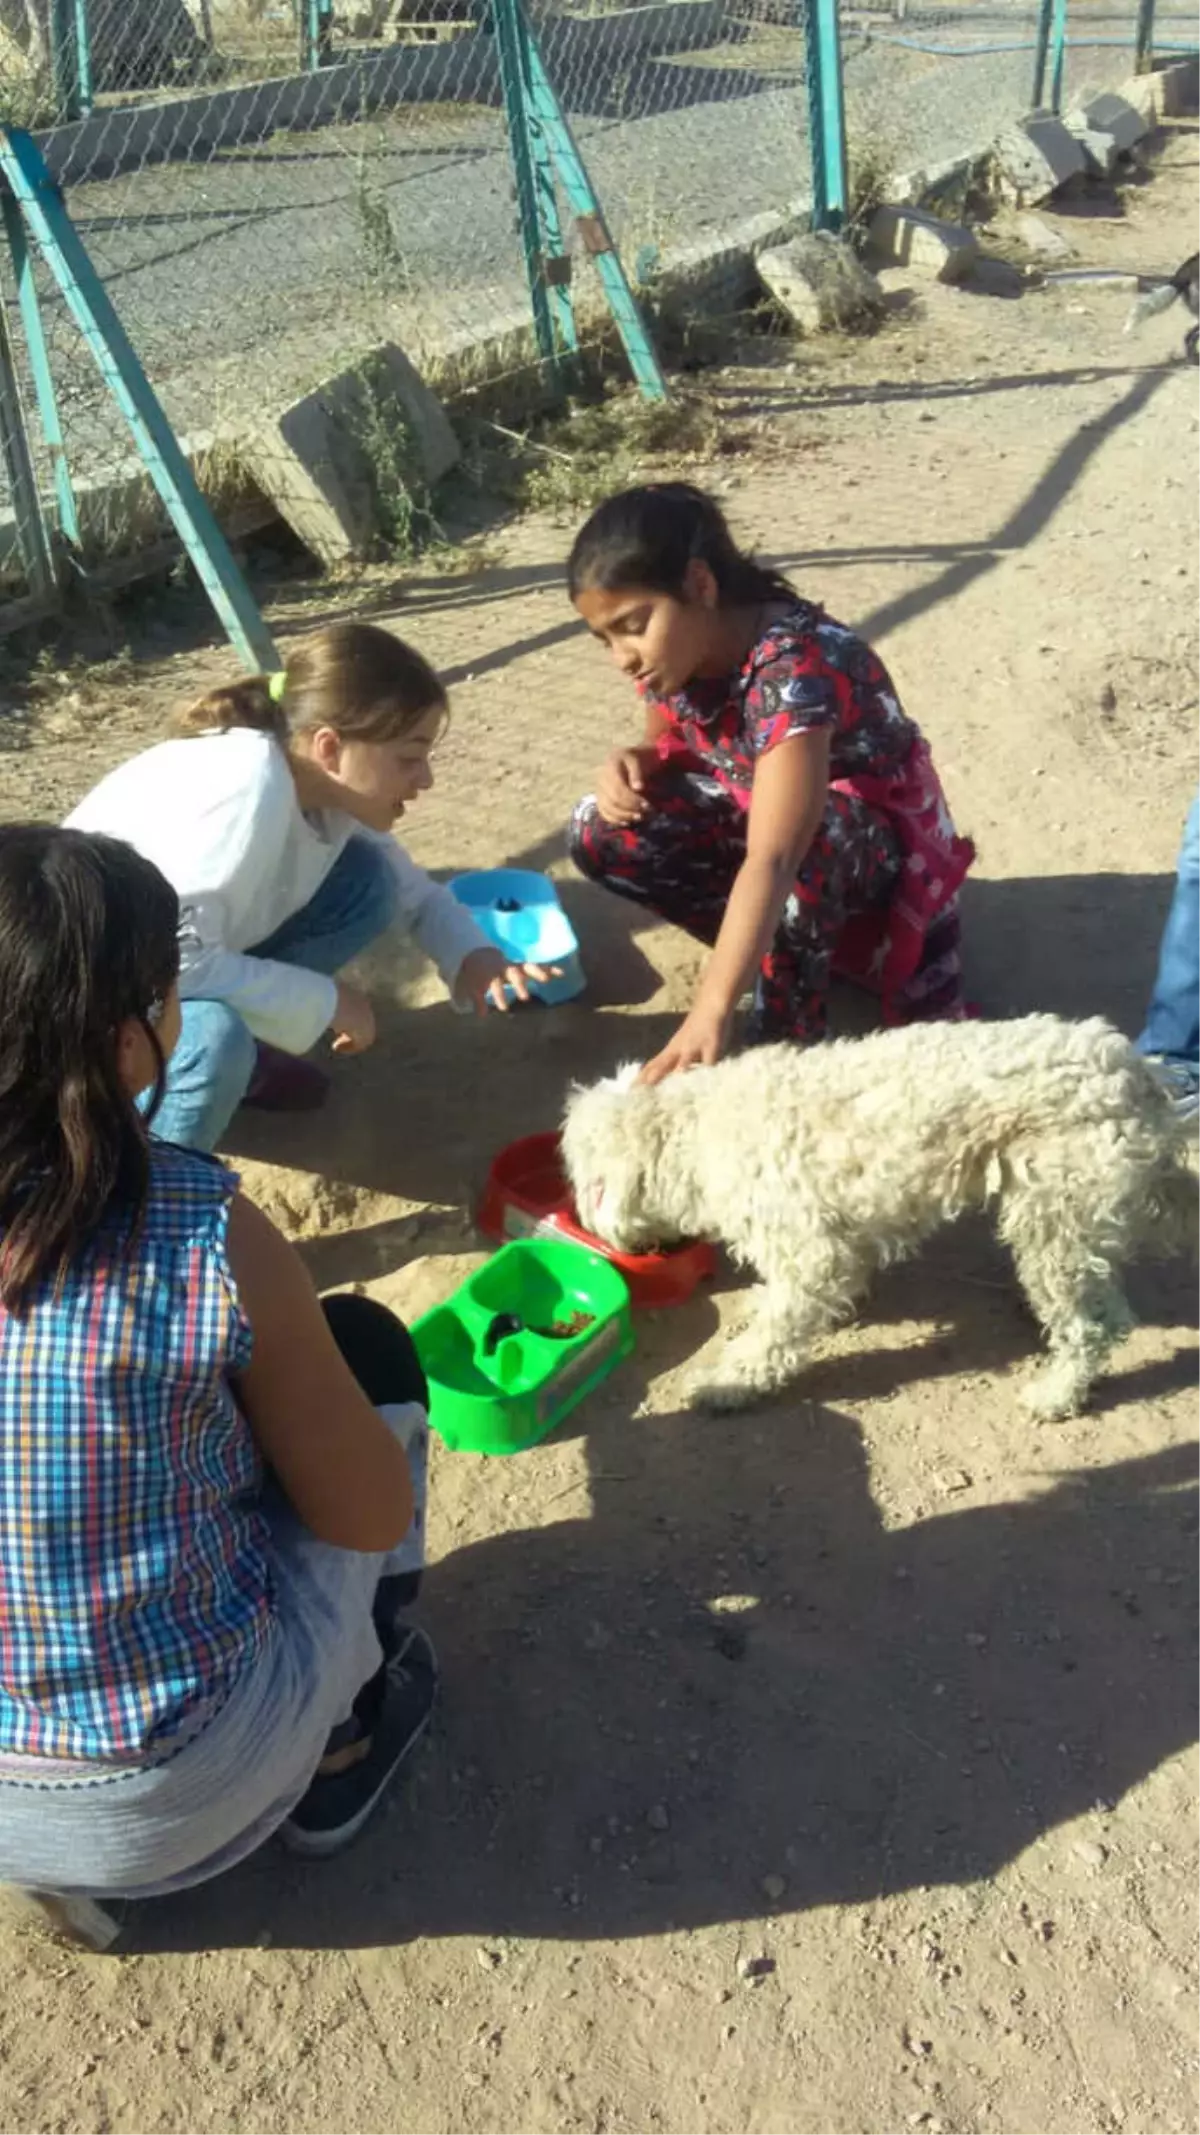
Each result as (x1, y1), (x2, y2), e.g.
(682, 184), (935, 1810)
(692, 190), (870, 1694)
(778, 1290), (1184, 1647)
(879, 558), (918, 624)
(39, 1), (728, 185)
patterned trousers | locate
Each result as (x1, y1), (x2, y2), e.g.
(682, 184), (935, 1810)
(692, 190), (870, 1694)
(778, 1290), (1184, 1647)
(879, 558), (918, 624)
(570, 770), (909, 1043)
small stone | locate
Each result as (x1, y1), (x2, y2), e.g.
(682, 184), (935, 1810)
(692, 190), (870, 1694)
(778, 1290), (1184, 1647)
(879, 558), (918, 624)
(647, 1803), (670, 1832)
(761, 1873), (787, 1902)
(1072, 1838), (1108, 1870)
(1015, 212), (1074, 260)
(1099, 682), (1118, 714)
(737, 1953), (775, 1983)
(1000, 1946), (1020, 1966)
(476, 1946), (504, 1971)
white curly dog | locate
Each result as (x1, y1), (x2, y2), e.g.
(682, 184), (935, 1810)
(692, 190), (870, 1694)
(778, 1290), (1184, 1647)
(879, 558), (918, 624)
(560, 1014), (1196, 1418)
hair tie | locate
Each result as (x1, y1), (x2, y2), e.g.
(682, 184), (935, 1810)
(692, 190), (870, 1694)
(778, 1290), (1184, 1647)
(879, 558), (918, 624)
(268, 670), (288, 704)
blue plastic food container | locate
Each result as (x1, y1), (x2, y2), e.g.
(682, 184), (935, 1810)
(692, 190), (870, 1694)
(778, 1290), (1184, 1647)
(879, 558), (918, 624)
(449, 868), (585, 1006)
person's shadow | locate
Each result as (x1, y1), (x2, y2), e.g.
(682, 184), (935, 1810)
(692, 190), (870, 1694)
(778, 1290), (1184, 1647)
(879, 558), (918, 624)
(139, 1363), (1196, 1954)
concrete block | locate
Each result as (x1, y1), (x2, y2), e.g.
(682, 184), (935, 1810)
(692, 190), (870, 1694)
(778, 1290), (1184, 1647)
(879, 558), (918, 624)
(1154, 54), (1199, 115)
(1061, 119), (1121, 178)
(867, 204), (978, 283)
(756, 235), (884, 336)
(1116, 71), (1163, 122)
(1072, 90), (1149, 153)
(991, 113), (1087, 206)
(242, 345), (459, 567)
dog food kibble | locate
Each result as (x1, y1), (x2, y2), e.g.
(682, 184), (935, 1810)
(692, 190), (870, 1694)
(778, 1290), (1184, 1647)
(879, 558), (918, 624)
(539, 1311), (594, 1340)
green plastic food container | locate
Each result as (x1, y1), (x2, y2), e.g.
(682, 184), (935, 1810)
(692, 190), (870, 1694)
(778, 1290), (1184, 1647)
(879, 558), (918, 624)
(412, 1237), (634, 1455)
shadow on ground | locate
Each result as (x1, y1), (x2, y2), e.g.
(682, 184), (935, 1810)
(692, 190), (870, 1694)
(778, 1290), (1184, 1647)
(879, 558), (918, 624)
(136, 1411), (1197, 1956)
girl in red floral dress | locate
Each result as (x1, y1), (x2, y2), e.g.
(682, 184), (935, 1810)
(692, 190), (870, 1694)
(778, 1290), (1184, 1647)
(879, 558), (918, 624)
(567, 482), (974, 1086)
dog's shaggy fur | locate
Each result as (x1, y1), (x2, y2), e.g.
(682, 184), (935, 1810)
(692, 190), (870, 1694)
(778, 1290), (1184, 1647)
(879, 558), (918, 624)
(560, 1014), (1196, 1417)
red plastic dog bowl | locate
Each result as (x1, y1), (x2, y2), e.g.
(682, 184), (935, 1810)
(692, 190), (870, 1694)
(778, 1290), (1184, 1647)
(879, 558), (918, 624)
(480, 1132), (715, 1310)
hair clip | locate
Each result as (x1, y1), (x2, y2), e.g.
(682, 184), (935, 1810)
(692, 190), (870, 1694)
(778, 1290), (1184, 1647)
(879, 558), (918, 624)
(268, 670), (288, 704)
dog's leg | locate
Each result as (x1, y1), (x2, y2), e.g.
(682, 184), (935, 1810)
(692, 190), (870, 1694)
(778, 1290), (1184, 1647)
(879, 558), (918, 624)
(998, 1175), (1132, 1420)
(687, 1233), (868, 1411)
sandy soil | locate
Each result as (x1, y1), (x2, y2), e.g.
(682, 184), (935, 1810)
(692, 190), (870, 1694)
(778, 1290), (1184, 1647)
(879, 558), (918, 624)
(0, 124), (1196, 2135)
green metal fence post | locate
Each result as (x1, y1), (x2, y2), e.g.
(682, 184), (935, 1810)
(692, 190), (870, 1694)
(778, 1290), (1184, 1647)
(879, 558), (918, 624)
(1, 192), (80, 550)
(73, 0), (93, 115)
(804, 0), (849, 232)
(299, 0), (332, 72)
(492, 0), (561, 378)
(49, 0), (80, 122)
(522, 33), (667, 400)
(0, 129), (276, 671)
(1134, 0), (1156, 71)
(1048, 0), (1068, 110)
(1032, 0), (1068, 107)
(1031, 0), (1052, 103)
(526, 93), (579, 359)
(0, 283), (58, 607)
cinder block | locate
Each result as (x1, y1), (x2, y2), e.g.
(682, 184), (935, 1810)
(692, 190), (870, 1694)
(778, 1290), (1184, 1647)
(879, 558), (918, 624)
(992, 114), (1088, 206)
(756, 235), (884, 335)
(867, 204), (978, 283)
(242, 345), (459, 567)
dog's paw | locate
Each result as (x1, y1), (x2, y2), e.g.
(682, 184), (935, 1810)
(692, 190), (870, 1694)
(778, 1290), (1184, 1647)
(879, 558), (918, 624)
(1020, 1366), (1088, 1423)
(686, 1371), (766, 1413)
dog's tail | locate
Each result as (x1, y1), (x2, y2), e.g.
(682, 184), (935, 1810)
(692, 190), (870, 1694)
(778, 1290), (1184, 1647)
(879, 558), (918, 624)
(1126, 280), (1183, 333)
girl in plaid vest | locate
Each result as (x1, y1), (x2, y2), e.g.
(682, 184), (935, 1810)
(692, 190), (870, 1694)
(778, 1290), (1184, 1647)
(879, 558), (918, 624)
(0, 826), (435, 1902)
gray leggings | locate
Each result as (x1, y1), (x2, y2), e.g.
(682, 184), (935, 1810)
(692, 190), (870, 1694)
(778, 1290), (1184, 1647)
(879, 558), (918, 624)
(0, 1300), (428, 1901)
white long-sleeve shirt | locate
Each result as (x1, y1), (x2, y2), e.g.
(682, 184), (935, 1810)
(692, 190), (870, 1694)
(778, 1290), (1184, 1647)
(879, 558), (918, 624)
(65, 728), (489, 1054)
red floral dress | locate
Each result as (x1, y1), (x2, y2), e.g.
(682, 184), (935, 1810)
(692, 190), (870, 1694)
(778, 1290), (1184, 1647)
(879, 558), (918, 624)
(571, 600), (974, 1039)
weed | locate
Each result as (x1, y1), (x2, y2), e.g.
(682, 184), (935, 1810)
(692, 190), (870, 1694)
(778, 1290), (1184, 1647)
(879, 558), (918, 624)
(452, 381), (747, 524)
(350, 354), (444, 558)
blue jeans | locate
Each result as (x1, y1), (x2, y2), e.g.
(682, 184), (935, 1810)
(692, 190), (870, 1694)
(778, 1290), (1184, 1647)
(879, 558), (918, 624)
(152, 836), (399, 1152)
(1137, 796), (1199, 1085)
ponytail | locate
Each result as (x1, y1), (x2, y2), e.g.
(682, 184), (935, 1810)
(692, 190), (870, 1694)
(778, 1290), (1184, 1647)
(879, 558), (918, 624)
(170, 624), (445, 748)
(172, 674), (287, 744)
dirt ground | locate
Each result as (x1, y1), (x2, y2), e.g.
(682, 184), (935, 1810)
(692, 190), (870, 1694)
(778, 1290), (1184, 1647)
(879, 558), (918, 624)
(0, 123), (1197, 2135)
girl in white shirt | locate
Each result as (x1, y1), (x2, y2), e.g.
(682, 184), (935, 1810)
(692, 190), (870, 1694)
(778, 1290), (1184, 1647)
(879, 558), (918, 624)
(67, 622), (542, 1151)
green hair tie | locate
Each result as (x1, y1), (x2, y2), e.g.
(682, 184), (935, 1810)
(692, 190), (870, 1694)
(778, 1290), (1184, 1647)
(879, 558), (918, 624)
(268, 670), (288, 704)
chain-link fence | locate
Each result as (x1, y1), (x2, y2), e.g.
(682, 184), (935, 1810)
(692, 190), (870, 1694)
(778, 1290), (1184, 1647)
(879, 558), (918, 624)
(0, 0), (1191, 609)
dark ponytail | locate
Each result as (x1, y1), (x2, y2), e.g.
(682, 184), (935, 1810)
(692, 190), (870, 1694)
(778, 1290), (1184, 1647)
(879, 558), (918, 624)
(567, 482), (796, 608)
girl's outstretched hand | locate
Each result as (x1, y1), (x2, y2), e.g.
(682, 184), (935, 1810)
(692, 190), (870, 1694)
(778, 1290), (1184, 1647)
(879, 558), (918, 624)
(455, 946), (558, 1015)
(638, 1005), (730, 1086)
(331, 980), (377, 1055)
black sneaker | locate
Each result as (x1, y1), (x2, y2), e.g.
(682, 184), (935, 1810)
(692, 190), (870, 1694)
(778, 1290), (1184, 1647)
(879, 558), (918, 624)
(280, 1627), (438, 1859)
(372, 1570), (423, 1658)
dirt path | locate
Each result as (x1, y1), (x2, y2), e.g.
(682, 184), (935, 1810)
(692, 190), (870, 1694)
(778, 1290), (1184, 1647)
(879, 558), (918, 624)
(0, 125), (1196, 2135)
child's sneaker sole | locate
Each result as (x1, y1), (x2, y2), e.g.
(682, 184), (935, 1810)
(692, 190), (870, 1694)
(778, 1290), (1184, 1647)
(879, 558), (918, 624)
(280, 1626), (438, 1860)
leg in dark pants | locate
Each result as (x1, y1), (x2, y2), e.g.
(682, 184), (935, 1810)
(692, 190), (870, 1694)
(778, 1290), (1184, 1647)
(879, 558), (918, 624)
(570, 772), (900, 1042)
(321, 1292), (429, 1652)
